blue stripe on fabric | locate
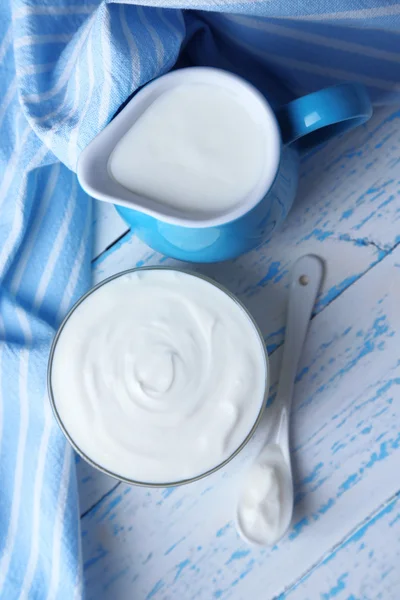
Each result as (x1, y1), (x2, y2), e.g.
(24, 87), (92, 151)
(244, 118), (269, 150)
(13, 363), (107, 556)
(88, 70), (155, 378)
(45, 447), (78, 600)
(117, 4), (142, 95)
(0, 324), (23, 564)
(272, 17), (400, 51)
(159, 7), (186, 44)
(217, 23), (391, 101)
(0, 141), (45, 273)
(2, 349), (48, 598)
(28, 435), (69, 600)
(12, 12), (93, 37)
(219, 17), (399, 84)
(0, 334), (31, 593)
(3, 163), (55, 292)
(6, 164), (61, 298)
(219, 1), (400, 19)
(35, 181), (86, 325)
(221, 15), (400, 68)
(126, 5), (160, 82)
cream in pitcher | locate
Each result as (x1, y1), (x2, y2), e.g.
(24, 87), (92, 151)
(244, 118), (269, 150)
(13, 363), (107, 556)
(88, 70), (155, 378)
(108, 83), (267, 218)
(78, 67), (372, 261)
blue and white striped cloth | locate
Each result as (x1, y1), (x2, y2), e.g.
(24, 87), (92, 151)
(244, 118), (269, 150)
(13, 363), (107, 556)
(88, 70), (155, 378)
(1, 1), (399, 598)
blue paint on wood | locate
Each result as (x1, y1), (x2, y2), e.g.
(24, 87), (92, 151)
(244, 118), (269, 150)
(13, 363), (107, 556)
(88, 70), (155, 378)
(319, 498), (335, 515)
(112, 523), (124, 536)
(365, 436), (400, 469)
(162, 487), (177, 499)
(321, 572), (348, 599)
(303, 228), (334, 243)
(100, 495), (123, 521)
(216, 523), (231, 538)
(174, 559), (191, 582)
(274, 269), (289, 283)
(295, 366), (309, 383)
(374, 406), (389, 417)
(318, 274), (358, 309)
(84, 547), (108, 570)
(93, 230), (133, 266)
(164, 536), (186, 556)
(361, 425), (372, 435)
(380, 567), (394, 581)
(267, 342), (280, 354)
(268, 326), (286, 339)
(337, 473), (359, 496)
(375, 132), (395, 148)
(172, 498), (184, 511)
(353, 209), (378, 231)
(319, 493), (400, 573)
(146, 579), (164, 599)
(340, 208), (353, 220)
(258, 261), (281, 286)
(302, 315), (394, 412)
(378, 194), (396, 209)
(299, 462), (324, 486)
(103, 566), (130, 591)
(231, 559), (256, 586)
(225, 549), (251, 564)
(365, 159), (377, 170)
(288, 517), (309, 540)
(389, 513), (400, 527)
(355, 378), (400, 413)
(331, 441), (346, 454)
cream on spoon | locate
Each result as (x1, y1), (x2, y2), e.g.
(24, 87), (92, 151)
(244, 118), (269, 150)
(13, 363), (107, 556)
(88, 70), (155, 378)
(236, 254), (324, 546)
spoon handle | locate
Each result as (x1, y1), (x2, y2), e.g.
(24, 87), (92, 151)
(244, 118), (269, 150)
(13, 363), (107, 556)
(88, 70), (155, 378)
(274, 255), (324, 452)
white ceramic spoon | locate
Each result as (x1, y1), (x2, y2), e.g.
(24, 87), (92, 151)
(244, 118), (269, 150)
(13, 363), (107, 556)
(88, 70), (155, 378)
(236, 254), (324, 546)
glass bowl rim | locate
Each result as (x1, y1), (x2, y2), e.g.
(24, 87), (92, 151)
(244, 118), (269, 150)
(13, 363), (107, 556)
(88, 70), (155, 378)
(47, 266), (270, 488)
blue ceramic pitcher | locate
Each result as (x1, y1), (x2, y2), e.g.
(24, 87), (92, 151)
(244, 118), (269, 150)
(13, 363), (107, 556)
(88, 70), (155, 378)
(78, 67), (372, 263)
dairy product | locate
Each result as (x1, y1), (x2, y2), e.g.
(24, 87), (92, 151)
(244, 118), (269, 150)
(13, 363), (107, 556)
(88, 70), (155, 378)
(108, 83), (267, 218)
(237, 444), (293, 545)
(50, 269), (267, 484)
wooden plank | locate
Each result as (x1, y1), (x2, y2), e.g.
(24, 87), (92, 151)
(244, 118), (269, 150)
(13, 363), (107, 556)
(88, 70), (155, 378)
(284, 492), (400, 600)
(80, 244), (400, 600)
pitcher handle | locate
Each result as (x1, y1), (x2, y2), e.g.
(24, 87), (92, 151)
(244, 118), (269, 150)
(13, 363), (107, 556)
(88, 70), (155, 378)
(276, 83), (372, 154)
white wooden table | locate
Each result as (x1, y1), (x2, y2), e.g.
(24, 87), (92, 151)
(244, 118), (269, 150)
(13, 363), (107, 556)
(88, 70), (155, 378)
(79, 105), (400, 600)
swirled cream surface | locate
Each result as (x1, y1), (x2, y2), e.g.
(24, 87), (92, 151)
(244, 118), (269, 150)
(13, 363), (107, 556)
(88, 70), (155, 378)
(50, 269), (267, 484)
